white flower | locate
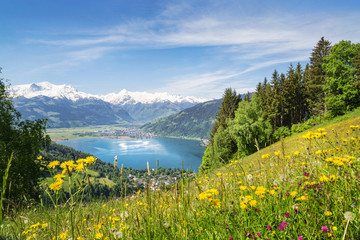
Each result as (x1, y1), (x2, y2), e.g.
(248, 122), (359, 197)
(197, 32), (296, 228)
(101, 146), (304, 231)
(344, 211), (355, 221)
(247, 174), (253, 181)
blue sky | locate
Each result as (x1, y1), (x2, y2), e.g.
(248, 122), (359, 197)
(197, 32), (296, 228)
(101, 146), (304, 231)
(1, 0), (360, 98)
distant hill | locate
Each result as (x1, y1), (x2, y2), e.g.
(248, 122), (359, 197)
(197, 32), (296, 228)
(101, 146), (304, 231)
(141, 99), (222, 139)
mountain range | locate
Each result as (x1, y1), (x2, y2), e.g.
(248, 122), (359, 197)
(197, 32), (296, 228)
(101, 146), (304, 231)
(141, 99), (222, 139)
(10, 82), (209, 127)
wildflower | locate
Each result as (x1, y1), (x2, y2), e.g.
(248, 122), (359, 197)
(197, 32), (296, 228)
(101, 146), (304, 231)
(284, 212), (290, 218)
(261, 154), (270, 159)
(95, 232), (103, 239)
(290, 191), (298, 197)
(59, 233), (68, 240)
(267, 225), (272, 231)
(48, 161), (60, 169)
(249, 200), (257, 207)
(49, 179), (63, 192)
(278, 221), (287, 230)
(53, 173), (65, 180)
(303, 172), (310, 177)
(229, 237), (233, 240)
(211, 199), (221, 208)
(256, 232), (261, 237)
(30, 222), (40, 229)
(321, 226), (329, 233)
(293, 151), (300, 156)
(319, 175), (329, 182)
(274, 151), (280, 156)
(332, 226), (338, 231)
(239, 185), (247, 191)
(298, 236), (304, 240)
(325, 211), (332, 216)
(344, 211), (355, 221)
(75, 162), (85, 172)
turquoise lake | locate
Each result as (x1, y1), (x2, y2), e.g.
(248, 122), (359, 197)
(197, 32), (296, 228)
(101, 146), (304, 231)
(59, 138), (205, 172)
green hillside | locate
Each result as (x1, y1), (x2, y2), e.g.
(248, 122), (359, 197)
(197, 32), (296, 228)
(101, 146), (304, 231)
(141, 99), (222, 139)
(2, 108), (359, 239)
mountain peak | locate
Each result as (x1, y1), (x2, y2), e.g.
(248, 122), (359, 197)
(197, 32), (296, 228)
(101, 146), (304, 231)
(10, 81), (96, 101)
(11, 82), (209, 104)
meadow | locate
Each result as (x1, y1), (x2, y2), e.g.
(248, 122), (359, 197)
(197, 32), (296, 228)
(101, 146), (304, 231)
(1, 114), (360, 239)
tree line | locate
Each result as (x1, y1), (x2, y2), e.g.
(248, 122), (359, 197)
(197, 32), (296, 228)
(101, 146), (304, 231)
(200, 37), (360, 173)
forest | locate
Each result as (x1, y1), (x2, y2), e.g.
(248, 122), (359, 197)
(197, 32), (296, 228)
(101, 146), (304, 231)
(200, 38), (360, 172)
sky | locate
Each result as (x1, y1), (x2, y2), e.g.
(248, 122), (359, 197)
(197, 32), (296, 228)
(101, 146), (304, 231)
(1, 0), (360, 99)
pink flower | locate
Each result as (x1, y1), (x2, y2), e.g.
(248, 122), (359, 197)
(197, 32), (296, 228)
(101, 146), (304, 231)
(229, 237), (233, 240)
(284, 212), (290, 218)
(321, 226), (329, 233)
(267, 225), (272, 231)
(278, 221), (288, 230)
(298, 236), (304, 240)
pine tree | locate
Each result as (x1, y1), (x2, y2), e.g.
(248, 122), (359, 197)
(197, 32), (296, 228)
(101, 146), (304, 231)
(303, 37), (331, 116)
(209, 88), (241, 142)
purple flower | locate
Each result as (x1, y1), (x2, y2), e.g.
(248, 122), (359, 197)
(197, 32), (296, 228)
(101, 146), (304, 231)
(304, 172), (310, 177)
(267, 225), (272, 231)
(284, 212), (290, 218)
(256, 232), (261, 237)
(252, 235), (256, 239)
(321, 226), (329, 233)
(298, 236), (304, 240)
(229, 237), (233, 240)
(286, 192), (290, 196)
(278, 221), (288, 230)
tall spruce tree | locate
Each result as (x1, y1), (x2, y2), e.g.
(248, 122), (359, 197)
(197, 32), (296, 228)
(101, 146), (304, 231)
(303, 37), (331, 116)
(209, 88), (241, 142)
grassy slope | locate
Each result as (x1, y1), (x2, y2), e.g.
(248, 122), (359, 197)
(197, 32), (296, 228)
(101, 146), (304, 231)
(2, 109), (360, 239)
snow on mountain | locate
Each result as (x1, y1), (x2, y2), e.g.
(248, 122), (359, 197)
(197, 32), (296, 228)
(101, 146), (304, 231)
(10, 82), (97, 101)
(10, 82), (209, 104)
(101, 89), (208, 105)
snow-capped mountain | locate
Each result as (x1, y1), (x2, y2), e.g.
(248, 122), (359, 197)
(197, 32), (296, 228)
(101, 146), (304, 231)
(102, 89), (208, 105)
(10, 82), (209, 125)
(10, 82), (208, 105)
(10, 82), (98, 101)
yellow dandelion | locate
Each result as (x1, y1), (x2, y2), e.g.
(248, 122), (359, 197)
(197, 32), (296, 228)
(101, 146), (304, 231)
(49, 179), (63, 192)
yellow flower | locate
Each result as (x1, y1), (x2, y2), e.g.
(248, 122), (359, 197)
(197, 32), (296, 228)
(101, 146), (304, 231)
(239, 186), (247, 191)
(319, 175), (329, 182)
(293, 151), (300, 156)
(30, 222), (40, 229)
(332, 226), (338, 231)
(249, 199), (257, 207)
(325, 211), (332, 216)
(95, 232), (103, 239)
(211, 199), (221, 208)
(75, 162), (85, 172)
(53, 173), (65, 180)
(84, 156), (97, 164)
(48, 161), (60, 169)
(290, 191), (298, 197)
(41, 222), (48, 228)
(261, 154), (270, 159)
(49, 179), (63, 192)
(240, 202), (247, 209)
(59, 233), (68, 240)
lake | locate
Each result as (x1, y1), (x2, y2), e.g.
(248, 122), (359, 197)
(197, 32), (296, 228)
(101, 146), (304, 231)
(59, 137), (206, 172)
